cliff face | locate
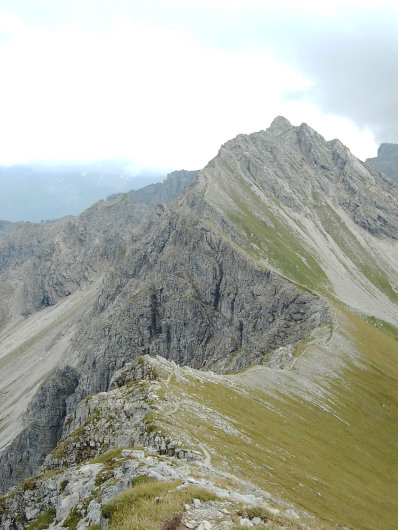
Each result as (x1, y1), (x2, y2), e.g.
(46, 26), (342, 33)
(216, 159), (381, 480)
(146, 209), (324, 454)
(0, 194), (149, 332)
(0, 118), (397, 507)
(65, 206), (330, 398)
(366, 142), (398, 183)
(126, 169), (197, 208)
(0, 203), (331, 493)
(0, 367), (79, 494)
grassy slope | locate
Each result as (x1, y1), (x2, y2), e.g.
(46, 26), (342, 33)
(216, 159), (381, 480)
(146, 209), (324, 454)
(223, 177), (398, 305)
(112, 172), (397, 528)
(198, 173), (397, 527)
(226, 178), (330, 293)
(161, 308), (398, 529)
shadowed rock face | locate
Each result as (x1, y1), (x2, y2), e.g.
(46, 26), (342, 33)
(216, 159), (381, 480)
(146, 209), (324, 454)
(0, 367), (79, 494)
(0, 210), (331, 493)
(366, 143), (398, 183)
(65, 208), (330, 405)
(126, 169), (197, 208)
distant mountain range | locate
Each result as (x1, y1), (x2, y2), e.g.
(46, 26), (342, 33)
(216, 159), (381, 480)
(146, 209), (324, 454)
(0, 160), (173, 222)
(108, 169), (197, 208)
(366, 143), (398, 182)
(1, 142), (396, 225)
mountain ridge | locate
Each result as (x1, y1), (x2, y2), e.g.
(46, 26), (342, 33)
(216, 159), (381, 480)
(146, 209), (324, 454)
(187, 117), (398, 325)
(0, 117), (397, 529)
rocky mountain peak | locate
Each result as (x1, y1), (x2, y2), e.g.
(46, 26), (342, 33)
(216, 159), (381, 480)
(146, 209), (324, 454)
(378, 142), (398, 158)
(366, 142), (398, 183)
(199, 117), (398, 242)
(267, 115), (292, 135)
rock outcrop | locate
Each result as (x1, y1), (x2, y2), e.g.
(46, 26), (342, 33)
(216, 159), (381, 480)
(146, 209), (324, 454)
(65, 206), (330, 400)
(366, 142), (398, 183)
(0, 356), (306, 529)
(126, 169), (197, 208)
(0, 367), (79, 495)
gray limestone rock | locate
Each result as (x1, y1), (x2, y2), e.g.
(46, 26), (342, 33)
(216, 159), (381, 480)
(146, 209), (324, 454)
(366, 143), (398, 183)
(196, 117), (398, 239)
(0, 194), (149, 331)
(0, 366), (79, 494)
(125, 169), (197, 208)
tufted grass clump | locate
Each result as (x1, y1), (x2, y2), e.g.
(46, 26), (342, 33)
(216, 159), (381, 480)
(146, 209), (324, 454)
(101, 477), (217, 530)
(89, 447), (124, 465)
(22, 478), (37, 491)
(61, 505), (82, 530)
(27, 509), (56, 530)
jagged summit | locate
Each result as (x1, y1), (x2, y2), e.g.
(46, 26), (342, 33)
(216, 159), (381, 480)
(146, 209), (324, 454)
(378, 142), (398, 158)
(267, 115), (293, 135)
(192, 117), (398, 325)
(198, 117), (398, 239)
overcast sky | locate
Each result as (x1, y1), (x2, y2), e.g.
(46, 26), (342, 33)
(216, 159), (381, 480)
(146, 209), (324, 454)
(0, 0), (396, 169)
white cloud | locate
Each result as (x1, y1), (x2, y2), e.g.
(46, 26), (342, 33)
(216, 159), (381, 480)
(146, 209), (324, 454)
(279, 101), (377, 159)
(0, 11), (377, 167)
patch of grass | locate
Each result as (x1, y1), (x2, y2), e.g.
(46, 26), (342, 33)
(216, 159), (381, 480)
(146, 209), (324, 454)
(70, 425), (85, 440)
(128, 287), (149, 302)
(234, 504), (301, 529)
(89, 447), (124, 465)
(130, 475), (154, 488)
(360, 314), (398, 341)
(102, 478), (218, 530)
(62, 506), (82, 530)
(226, 181), (329, 293)
(22, 478), (37, 491)
(95, 469), (114, 488)
(168, 306), (398, 529)
(237, 505), (272, 521)
(32, 468), (64, 481)
(49, 439), (69, 460)
(117, 248), (126, 260)
(27, 509), (56, 530)
(143, 412), (165, 435)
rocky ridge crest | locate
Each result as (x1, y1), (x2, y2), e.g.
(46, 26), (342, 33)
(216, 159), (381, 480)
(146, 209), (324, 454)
(0, 356), (309, 529)
(1, 117), (397, 519)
